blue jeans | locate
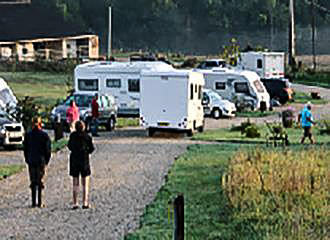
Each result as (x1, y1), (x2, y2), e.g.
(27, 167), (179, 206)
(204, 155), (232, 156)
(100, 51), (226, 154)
(91, 118), (99, 135)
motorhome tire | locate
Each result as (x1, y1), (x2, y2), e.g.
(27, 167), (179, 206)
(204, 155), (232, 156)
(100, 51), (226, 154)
(186, 129), (193, 137)
(212, 108), (222, 119)
(197, 125), (204, 133)
(148, 128), (155, 137)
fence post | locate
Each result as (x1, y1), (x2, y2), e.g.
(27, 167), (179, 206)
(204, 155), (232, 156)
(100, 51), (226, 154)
(173, 195), (184, 240)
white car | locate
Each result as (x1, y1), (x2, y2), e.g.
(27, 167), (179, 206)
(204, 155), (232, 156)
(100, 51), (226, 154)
(202, 89), (236, 118)
(0, 110), (24, 149)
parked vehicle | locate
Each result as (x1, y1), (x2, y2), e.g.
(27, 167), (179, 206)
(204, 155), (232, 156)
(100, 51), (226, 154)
(0, 77), (18, 110)
(140, 70), (204, 136)
(261, 78), (294, 104)
(197, 58), (226, 69)
(74, 61), (174, 117)
(202, 89), (236, 118)
(51, 92), (117, 131)
(239, 51), (285, 79)
(0, 110), (24, 149)
(198, 68), (270, 111)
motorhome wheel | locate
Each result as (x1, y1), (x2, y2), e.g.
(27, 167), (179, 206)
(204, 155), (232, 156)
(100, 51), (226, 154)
(212, 108), (222, 119)
(148, 128), (155, 137)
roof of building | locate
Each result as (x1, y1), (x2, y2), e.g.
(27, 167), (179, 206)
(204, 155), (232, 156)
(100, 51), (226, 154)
(0, 4), (91, 42)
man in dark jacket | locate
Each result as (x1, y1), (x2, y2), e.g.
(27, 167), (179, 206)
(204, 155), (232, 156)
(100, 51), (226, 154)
(23, 116), (51, 208)
(91, 93), (99, 137)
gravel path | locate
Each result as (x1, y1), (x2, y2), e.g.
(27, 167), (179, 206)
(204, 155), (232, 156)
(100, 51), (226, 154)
(0, 132), (194, 240)
(0, 84), (329, 239)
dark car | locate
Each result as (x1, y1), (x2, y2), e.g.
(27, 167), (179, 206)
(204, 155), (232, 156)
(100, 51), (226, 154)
(261, 78), (294, 104)
(51, 93), (118, 131)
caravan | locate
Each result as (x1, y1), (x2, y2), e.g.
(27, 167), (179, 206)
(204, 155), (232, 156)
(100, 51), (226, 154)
(198, 68), (270, 111)
(74, 61), (174, 116)
(140, 70), (204, 136)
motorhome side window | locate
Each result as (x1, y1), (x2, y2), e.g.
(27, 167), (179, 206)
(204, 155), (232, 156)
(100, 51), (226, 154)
(253, 80), (265, 93)
(128, 79), (140, 92)
(106, 79), (121, 88)
(198, 86), (202, 100)
(234, 82), (250, 94)
(190, 84), (194, 100)
(78, 79), (98, 91)
(215, 82), (226, 90)
(257, 59), (263, 69)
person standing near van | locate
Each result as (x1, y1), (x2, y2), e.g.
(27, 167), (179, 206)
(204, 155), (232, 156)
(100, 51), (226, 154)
(23, 116), (51, 208)
(66, 100), (80, 132)
(299, 102), (315, 144)
(68, 121), (95, 209)
(91, 94), (99, 137)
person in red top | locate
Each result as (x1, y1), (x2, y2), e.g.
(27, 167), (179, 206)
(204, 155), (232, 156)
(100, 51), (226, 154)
(91, 94), (99, 136)
(66, 100), (80, 132)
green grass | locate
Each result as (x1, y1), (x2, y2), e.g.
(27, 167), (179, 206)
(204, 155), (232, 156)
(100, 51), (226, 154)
(51, 138), (68, 152)
(192, 124), (330, 145)
(0, 164), (24, 180)
(236, 111), (276, 118)
(293, 72), (330, 88)
(0, 71), (70, 107)
(116, 118), (139, 128)
(125, 144), (241, 239)
(293, 91), (328, 105)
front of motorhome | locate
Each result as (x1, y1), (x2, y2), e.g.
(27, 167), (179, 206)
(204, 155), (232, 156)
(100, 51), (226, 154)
(140, 70), (204, 136)
(74, 61), (174, 116)
(199, 68), (270, 111)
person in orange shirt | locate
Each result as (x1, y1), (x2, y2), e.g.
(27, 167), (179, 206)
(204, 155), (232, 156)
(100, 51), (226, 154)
(66, 100), (80, 132)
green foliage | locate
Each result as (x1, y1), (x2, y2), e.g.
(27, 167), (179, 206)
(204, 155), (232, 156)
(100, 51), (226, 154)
(243, 125), (261, 138)
(292, 72), (330, 89)
(236, 111), (275, 118)
(0, 164), (24, 181)
(319, 120), (330, 135)
(116, 118), (139, 128)
(51, 138), (68, 152)
(293, 91), (328, 105)
(221, 38), (240, 66)
(223, 148), (329, 239)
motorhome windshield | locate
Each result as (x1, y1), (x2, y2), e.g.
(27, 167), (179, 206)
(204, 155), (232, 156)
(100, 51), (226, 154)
(253, 80), (265, 93)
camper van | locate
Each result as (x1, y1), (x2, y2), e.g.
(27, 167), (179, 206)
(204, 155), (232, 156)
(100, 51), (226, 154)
(74, 61), (174, 116)
(199, 68), (270, 111)
(140, 70), (205, 136)
(239, 52), (285, 79)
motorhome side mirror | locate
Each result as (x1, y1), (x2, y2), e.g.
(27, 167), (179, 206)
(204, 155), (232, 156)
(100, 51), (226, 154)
(202, 99), (209, 105)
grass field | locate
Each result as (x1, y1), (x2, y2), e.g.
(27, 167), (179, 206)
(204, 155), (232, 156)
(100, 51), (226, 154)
(293, 91), (328, 105)
(0, 164), (24, 181)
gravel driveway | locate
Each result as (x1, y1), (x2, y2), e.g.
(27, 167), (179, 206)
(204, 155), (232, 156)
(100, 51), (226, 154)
(0, 84), (329, 239)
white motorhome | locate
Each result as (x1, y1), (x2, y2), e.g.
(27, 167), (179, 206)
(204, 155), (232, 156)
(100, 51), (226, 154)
(198, 68), (270, 111)
(140, 70), (204, 136)
(74, 61), (174, 116)
(239, 52), (285, 79)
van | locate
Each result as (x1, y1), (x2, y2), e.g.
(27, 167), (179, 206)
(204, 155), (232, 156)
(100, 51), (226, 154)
(140, 70), (204, 136)
(198, 68), (270, 111)
(74, 61), (174, 117)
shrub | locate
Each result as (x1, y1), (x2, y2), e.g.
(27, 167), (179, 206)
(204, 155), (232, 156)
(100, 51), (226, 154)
(242, 125), (261, 138)
(222, 148), (329, 239)
(319, 120), (330, 135)
(282, 108), (295, 128)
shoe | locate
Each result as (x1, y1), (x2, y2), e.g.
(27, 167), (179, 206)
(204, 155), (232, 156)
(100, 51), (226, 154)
(82, 204), (91, 209)
(72, 205), (79, 210)
(38, 203), (46, 208)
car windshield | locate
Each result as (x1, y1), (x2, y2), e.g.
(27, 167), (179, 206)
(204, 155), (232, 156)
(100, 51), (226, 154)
(253, 80), (265, 93)
(208, 91), (222, 100)
(0, 110), (13, 120)
(66, 95), (94, 108)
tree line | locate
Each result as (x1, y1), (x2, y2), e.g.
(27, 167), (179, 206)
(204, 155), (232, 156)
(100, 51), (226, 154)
(33, 0), (330, 54)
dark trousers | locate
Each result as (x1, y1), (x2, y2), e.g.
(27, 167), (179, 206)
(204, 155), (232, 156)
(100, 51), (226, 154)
(28, 165), (46, 207)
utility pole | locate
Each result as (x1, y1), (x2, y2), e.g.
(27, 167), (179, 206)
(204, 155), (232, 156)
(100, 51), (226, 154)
(311, 0), (316, 71)
(107, 6), (112, 60)
(288, 0), (296, 67)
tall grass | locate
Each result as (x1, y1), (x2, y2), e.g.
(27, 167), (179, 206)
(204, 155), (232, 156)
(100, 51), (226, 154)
(223, 148), (329, 239)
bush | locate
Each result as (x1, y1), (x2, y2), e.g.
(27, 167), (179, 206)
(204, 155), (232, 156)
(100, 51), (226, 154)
(282, 108), (295, 128)
(243, 125), (261, 138)
(222, 148), (329, 239)
(319, 120), (330, 135)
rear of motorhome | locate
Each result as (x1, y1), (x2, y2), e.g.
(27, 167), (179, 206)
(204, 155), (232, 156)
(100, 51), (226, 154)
(239, 52), (285, 79)
(200, 68), (270, 111)
(140, 70), (204, 136)
(74, 61), (174, 116)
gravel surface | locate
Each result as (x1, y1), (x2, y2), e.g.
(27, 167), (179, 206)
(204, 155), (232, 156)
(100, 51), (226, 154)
(0, 84), (329, 239)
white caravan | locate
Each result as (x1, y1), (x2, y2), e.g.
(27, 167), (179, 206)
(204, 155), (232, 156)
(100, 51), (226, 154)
(140, 70), (204, 136)
(239, 51), (285, 79)
(199, 68), (270, 111)
(74, 61), (174, 116)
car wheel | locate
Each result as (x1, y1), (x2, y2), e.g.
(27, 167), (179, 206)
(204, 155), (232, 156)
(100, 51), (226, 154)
(106, 117), (115, 131)
(212, 108), (222, 119)
(186, 129), (193, 137)
(148, 128), (155, 137)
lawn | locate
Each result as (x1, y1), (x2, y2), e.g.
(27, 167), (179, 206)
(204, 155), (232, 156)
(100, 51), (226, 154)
(293, 72), (330, 88)
(0, 164), (24, 180)
(236, 111), (276, 118)
(293, 91), (328, 105)
(0, 71), (70, 107)
(192, 124), (330, 145)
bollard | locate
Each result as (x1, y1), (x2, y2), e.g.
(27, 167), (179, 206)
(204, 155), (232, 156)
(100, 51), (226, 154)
(173, 195), (184, 240)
